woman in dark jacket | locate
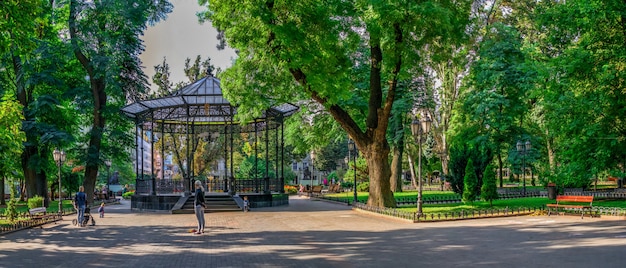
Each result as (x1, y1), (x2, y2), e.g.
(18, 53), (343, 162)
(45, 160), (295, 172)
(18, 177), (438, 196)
(194, 180), (205, 234)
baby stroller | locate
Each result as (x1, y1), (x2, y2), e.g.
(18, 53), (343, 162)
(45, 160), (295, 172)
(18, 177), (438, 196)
(72, 207), (96, 226)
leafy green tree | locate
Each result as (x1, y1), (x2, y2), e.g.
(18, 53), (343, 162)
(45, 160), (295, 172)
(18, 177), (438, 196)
(184, 55), (217, 82)
(462, 159), (478, 204)
(152, 57), (174, 97)
(463, 23), (533, 188)
(199, 0), (472, 207)
(0, 92), (26, 206)
(1, 1), (81, 206)
(481, 164), (498, 206)
(530, 0), (626, 187)
(68, 0), (172, 202)
(237, 155), (275, 180)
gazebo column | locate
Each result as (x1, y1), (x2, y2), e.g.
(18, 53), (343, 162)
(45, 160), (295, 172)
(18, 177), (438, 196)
(151, 112), (156, 195)
(229, 107), (235, 195)
(184, 105), (191, 196)
(264, 113), (270, 194)
(280, 117), (285, 193)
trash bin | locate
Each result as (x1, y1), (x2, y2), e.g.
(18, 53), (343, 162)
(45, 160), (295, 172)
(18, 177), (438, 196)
(547, 183), (556, 200)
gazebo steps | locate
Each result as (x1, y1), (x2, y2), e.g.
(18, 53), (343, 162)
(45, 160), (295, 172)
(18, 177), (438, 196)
(171, 194), (242, 214)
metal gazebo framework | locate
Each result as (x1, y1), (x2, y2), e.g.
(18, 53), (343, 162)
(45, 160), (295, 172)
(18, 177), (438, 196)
(121, 76), (298, 196)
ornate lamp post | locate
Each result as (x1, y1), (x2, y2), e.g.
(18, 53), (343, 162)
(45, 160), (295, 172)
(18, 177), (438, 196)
(104, 160), (111, 199)
(516, 140), (531, 196)
(310, 151), (317, 187)
(348, 139), (357, 205)
(53, 149), (66, 216)
(411, 115), (431, 215)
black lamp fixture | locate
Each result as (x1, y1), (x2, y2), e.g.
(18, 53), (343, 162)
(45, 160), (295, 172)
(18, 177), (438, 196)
(53, 149), (66, 216)
(411, 113), (431, 216)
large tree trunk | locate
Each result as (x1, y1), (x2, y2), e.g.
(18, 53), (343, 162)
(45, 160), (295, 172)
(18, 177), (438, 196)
(363, 139), (395, 208)
(389, 115), (404, 192)
(390, 145), (403, 192)
(81, 78), (107, 204)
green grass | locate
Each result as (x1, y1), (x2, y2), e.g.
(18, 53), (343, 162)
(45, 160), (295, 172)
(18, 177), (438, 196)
(324, 191), (626, 213)
(326, 190), (460, 203)
(0, 200), (74, 214)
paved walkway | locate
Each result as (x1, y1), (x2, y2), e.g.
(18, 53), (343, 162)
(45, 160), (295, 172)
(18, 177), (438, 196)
(1, 196), (625, 268)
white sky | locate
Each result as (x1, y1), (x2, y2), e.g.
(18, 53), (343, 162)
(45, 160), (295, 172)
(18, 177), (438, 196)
(140, 0), (237, 90)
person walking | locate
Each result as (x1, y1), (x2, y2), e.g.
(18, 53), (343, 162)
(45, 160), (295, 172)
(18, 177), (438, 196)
(74, 186), (87, 227)
(193, 180), (206, 234)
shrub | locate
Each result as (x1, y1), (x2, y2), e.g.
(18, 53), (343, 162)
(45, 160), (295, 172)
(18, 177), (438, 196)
(284, 185), (298, 195)
(357, 182), (369, 192)
(462, 159), (478, 204)
(122, 191), (135, 199)
(28, 195), (44, 209)
(481, 164), (498, 207)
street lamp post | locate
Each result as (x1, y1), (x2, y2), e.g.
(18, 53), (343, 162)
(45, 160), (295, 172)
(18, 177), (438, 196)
(516, 140), (531, 196)
(411, 115), (431, 216)
(53, 149), (66, 216)
(348, 139), (357, 205)
(104, 160), (111, 199)
(310, 151), (316, 187)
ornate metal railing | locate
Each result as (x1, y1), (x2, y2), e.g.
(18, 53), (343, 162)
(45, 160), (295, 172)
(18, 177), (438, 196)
(135, 177), (285, 195)
(353, 202), (542, 222)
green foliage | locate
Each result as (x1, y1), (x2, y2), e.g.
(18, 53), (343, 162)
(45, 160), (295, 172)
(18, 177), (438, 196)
(481, 164), (499, 206)
(4, 178), (19, 222)
(462, 159), (478, 204)
(199, 0), (472, 208)
(447, 131), (493, 195)
(27, 195), (44, 209)
(122, 191), (135, 199)
(357, 182), (370, 192)
(343, 156), (368, 183)
(236, 155), (276, 179)
(0, 92), (26, 187)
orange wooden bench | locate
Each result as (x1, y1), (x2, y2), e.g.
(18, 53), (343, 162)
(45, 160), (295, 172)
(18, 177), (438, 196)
(546, 195), (593, 219)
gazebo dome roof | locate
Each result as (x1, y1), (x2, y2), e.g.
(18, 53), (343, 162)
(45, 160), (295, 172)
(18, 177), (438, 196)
(121, 76), (298, 126)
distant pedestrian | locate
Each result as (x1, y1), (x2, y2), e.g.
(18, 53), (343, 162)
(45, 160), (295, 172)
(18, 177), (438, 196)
(243, 196), (250, 212)
(73, 186), (87, 227)
(193, 180), (205, 234)
(98, 202), (105, 218)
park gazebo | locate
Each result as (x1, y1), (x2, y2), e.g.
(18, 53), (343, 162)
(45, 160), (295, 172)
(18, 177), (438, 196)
(121, 75), (297, 211)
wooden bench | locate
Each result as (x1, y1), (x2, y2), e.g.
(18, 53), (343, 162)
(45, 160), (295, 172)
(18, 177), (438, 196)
(309, 185), (324, 196)
(546, 195), (593, 219)
(28, 207), (58, 224)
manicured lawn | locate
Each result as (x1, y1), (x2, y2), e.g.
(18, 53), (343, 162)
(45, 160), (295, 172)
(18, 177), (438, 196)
(325, 190), (460, 204)
(0, 200), (74, 214)
(324, 191), (626, 214)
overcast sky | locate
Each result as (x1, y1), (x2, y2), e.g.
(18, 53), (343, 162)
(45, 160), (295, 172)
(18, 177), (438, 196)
(140, 0), (237, 90)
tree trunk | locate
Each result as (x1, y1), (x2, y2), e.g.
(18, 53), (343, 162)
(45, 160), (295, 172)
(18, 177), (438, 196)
(363, 141), (396, 208)
(546, 128), (555, 172)
(82, 78), (107, 204)
(498, 152), (503, 188)
(0, 176), (4, 206)
(408, 151), (417, 189)
(69, 1), (107, 204)
(390, 144), (403, 192)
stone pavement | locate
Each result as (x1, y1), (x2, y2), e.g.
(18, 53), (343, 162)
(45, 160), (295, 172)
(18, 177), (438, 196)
(1, 195), (625, 268)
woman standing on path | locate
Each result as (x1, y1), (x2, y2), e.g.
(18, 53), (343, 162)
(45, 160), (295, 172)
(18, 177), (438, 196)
(194, 181), (206, 234)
